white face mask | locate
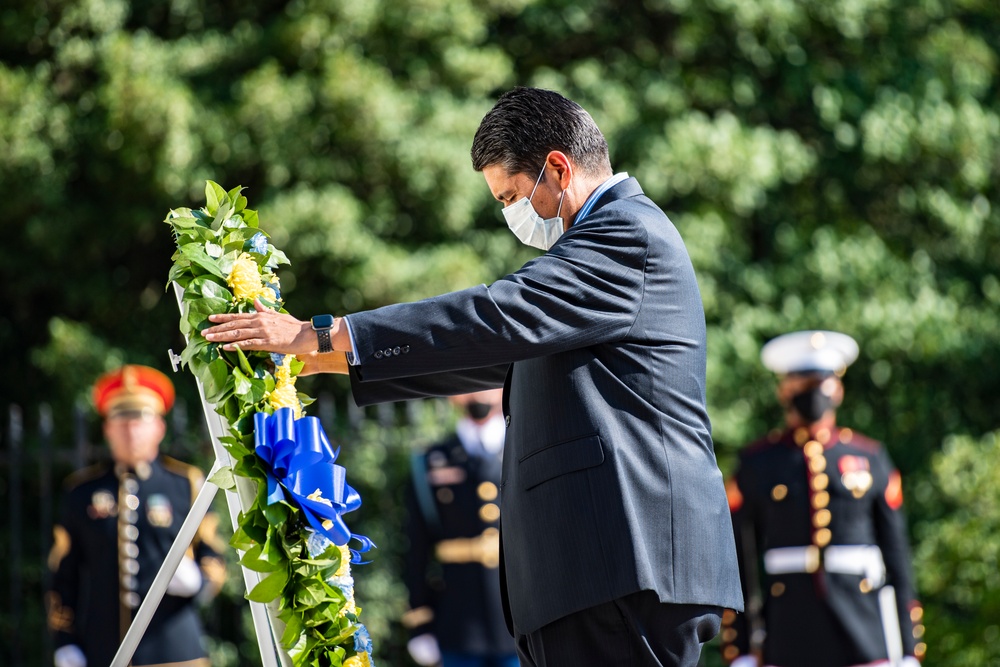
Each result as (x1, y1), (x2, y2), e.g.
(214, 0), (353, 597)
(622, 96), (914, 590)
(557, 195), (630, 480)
(501, 165), (567, 250)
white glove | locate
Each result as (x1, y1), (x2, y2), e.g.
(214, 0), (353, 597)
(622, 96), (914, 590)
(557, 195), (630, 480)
(166, 556), (203, 597)
(902, 658), (921, 667)
(730, 656), (760, 667)
(406, 633), (441, 666)
(54, 644), (87, 667)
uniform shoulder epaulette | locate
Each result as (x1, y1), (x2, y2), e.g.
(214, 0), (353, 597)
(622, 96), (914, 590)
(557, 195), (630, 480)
(742, 431), (782, 457)
(62, 463), (110, 491)
(839, 429), (882, 453)
(160, 455), (206, 487)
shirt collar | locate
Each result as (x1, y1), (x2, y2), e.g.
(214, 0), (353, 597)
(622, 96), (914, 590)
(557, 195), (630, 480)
(572, 172), (629, 226)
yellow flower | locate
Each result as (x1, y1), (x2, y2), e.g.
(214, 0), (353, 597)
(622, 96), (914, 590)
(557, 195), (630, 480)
(268, 355), (301, 417)
(335, 544), (352, 579)
(227, 252), (276, 302)
(343, 654), (370, 667)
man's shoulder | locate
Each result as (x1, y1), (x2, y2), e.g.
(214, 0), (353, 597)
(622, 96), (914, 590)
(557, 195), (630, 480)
(62, 463), (111, 494)
(740, 429), (787, 459)
(836, 428), (885, 455)
(423, 434), (463, 463)
(159, 455), (205, 487)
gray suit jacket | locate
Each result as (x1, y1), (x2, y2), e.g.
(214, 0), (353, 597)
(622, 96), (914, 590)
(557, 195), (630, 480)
(347, 177), (743, 633)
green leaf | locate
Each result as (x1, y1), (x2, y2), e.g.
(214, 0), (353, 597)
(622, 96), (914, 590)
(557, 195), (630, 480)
(186, 275), (233, 302)
(234, 346), (254, 375)
(246, 568), (289, 603)
(243, 208), (259, 228)
(262, 500), (289, 526)
(201, 358), (234, 403)
(179, 243), (226, 279)
(205, 181), (225, 216)
(267, 247), (291, 267)
(212, 200), (234, 231)
(208, 466), (237, 490)
(262, 525), (290, 564)
(280, 613), (305, 649)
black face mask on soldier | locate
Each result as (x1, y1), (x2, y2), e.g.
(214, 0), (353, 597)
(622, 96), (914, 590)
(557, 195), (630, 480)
(791, 385), (835, 423)
(465, 401), (493, 421)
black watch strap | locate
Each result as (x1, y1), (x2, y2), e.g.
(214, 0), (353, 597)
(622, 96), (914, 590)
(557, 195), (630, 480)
(316, 327), (333, 354)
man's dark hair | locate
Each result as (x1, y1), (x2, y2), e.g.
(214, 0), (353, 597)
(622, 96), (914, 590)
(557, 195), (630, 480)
(471, 87), (612, 178)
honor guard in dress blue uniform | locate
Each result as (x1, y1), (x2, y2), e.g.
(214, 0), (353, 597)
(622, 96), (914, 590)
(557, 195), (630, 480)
(721, 332), (925, 667)
(46, 365), (226, 667)
(402, 389), (518, 667)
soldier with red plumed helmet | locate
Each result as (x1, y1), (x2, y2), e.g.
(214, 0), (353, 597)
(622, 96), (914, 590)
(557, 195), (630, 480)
(46, 365), (225, 667)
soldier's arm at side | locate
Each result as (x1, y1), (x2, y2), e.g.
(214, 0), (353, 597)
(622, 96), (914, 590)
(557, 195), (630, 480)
(721, 466), (759, 665)
(47, 498), (84, 652)
(401, 471), (436, 639)
(873, 453), (924, 660)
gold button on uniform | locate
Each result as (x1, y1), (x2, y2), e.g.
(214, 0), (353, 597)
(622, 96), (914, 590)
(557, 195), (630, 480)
(477, 482), (498, 501)
(812, 491), (830, 508)
(811, 474), (829, 491)
(479, 503), (500, 522)
(814, 528), (832, 546)
(808, 456), (827, 473)
(771, 484), (788, 501)
(804, 440), (823, 457)
(859, 579), (873, 593)
(771, 582), (786, 596)
(813, 509), (831, 527)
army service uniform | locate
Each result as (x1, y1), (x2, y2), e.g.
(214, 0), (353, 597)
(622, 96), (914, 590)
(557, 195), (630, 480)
(48, 456), (225, 667)
(721, 426), (925, 667)
(402, 420), (516, 661)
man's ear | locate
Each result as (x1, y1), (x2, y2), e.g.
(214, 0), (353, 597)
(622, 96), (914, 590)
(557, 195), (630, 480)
(545, 151), (574, 189)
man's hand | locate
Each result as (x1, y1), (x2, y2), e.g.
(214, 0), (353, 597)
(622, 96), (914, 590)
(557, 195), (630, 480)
(54, 645), (87, 667)
(166, 556), (203, 598)
(406, 634), (441, 667)
(203, 300), (317, 354)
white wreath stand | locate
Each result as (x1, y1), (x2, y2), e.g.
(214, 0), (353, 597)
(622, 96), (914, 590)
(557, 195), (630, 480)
(109, 285), (290, 667)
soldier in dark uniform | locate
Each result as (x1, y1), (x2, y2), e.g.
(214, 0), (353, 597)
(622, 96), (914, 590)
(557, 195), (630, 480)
(402, 389), (518, 667)
(721, 331), (925, 667)
(46, 365), (226, 667)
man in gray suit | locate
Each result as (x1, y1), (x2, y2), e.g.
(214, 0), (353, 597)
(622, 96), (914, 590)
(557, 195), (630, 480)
(204, 86), (743, 666)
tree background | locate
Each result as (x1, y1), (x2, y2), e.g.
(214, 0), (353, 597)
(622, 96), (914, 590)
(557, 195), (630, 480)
(1, 0), (998, 664)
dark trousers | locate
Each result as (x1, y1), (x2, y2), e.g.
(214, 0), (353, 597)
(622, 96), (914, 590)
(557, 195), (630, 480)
(513, 591), (722, 667)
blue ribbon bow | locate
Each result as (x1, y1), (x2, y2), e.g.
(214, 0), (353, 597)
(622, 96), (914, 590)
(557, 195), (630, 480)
(253, 407), (374, 562)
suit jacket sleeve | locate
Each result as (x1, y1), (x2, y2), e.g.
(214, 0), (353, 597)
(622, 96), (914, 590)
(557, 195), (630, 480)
(350, 364), (509, 407)
(872, 451), (920, 656)
(346, 203), (649, 383)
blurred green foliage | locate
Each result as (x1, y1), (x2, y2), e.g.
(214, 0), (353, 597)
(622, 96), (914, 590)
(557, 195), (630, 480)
(1, 0), (998, 664)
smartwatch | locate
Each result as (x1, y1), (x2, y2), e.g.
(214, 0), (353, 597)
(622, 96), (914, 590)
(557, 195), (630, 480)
(311, 314), (335, 353)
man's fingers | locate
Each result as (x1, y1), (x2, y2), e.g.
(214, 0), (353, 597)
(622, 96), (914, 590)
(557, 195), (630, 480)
(222, 339), (264, 351)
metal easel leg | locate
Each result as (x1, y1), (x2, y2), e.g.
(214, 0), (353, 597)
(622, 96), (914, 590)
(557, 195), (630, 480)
(109, 465), (223, 667)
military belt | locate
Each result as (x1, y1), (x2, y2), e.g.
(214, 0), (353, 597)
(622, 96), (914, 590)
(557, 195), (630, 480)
(764, 544), (886, 586)
(435, 529), (500, 568)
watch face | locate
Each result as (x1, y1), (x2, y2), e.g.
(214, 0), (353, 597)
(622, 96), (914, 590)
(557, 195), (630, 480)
(311, 314), (335, 329)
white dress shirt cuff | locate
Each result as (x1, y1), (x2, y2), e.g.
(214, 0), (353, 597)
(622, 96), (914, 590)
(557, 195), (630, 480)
(342, 316), (360, 365)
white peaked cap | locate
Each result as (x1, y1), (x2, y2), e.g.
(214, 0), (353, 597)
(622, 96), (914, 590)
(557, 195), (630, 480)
(760, 330), (860, 375)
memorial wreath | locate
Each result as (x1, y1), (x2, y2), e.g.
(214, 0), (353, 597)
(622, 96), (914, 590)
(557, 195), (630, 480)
(165, 181), (375, 667)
